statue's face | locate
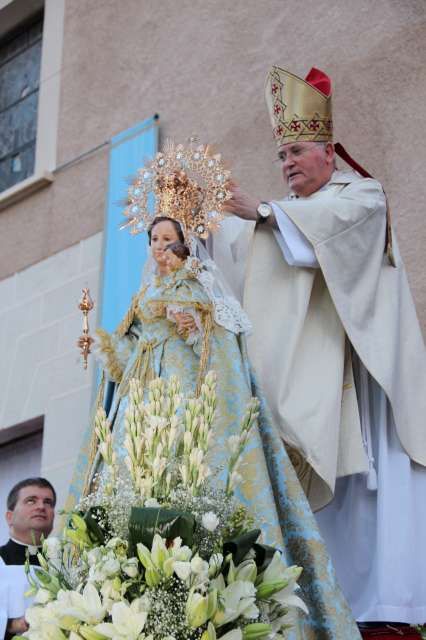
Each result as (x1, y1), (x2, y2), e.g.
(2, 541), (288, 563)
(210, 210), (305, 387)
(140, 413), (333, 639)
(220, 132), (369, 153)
(278, 141), (335, 197)
(150, 220), (180, 268)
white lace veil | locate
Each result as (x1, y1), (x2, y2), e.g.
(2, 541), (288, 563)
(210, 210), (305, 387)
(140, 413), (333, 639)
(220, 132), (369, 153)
(190, 239), (252, 335)
(140, 231), (252, 336)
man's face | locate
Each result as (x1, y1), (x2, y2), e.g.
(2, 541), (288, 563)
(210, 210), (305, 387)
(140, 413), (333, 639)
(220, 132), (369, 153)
(6, 486), (55, 543)
(278, 141), (335, 197)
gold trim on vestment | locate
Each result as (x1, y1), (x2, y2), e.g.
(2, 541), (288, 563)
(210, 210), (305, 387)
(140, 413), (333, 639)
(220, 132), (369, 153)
(95, 328), (124, 383)
(116, 291), (145, 338)
(81, 371), (106, 498)
(117, 339), (158, 398)
(286, 443), (314, 498)
(196, 310), (213, 396)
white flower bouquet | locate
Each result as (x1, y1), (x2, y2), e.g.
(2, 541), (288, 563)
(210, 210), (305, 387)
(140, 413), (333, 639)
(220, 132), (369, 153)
(17, 372), (307, 640)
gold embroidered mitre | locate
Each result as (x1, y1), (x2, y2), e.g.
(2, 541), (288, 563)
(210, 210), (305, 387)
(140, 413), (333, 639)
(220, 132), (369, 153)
(265, 66), (333, 146)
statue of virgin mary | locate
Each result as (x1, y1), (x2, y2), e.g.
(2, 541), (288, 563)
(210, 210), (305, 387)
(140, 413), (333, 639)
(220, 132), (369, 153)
(72, 141), (361, 640)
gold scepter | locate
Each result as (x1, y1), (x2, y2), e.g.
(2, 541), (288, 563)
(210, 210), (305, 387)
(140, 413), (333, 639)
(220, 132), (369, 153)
(78, 288), (94, 369)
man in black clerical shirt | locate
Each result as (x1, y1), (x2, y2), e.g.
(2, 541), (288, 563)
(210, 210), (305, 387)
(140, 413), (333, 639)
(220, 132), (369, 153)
(0, 477), (56, 638)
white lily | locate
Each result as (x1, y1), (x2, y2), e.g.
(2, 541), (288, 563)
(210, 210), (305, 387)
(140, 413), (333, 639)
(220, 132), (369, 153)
(168, 537), (192, 562)
(88, 552), (121, 584)
(95, 598), (150, 640)
(186, 588), (217, 629)
(260, 551), (284, 583)
(190, 555), (209, 576)
(151, 534), (168, 569)
(25, 623), (68, 640)
(100, 578), (122, 603)
(87, 547), (103, 567)
(43, 536), (62, 565)
(186, 591), (209, 628)
(173, 560), (192, 581)
(208, 553), (223, 578)
(214, 581), (259, 626)
(210, 573), (226, 591)
(272, 580), (308, 615)
(34, 586), (55, 604)
(55, 583), (106, 625)
(122, 556), (139, 578)
(137, 535), (193, 586)
(258, 553), (308, 614)
(106, 538), (128, 557)
(24, 602), (65, 640)
(234, 559), (257, 584)
(102, 556), (121, 577)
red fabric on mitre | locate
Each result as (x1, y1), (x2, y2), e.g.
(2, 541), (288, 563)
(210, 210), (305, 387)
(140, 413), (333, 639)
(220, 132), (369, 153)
(305, 67), (332, 97)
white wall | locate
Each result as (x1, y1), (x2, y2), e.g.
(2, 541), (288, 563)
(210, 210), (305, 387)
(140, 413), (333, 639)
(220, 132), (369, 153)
(0, 233), (102, 514)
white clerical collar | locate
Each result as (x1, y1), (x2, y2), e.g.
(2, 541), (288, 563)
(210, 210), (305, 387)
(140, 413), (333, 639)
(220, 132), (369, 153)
(288, 169), (357, 199)
(11, 537), (40, 555)
(289, 178), (331, 200)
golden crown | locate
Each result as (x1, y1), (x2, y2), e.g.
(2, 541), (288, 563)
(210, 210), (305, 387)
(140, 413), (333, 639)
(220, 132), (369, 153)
(121, 139), (232, 240)
(265, 66), (333, 146)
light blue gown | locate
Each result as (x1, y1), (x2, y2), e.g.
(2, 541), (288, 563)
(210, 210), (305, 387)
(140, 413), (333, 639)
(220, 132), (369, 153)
(70, 265), (361, 640)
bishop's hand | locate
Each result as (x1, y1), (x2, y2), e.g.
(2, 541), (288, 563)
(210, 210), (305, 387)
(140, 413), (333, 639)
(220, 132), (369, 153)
(223, 180), (260, 222)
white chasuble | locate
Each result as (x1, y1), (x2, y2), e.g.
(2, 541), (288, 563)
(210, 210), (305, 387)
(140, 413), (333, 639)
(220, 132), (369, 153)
(234, 170), (426, 511)
(244, 223), (368, 510)
(272, 171), (426, 474)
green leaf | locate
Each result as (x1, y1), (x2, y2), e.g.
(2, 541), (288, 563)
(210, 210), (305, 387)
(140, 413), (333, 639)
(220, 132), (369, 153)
(128, 507), (195, 555)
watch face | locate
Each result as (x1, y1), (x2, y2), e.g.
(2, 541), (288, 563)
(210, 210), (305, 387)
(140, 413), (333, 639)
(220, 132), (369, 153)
(258, 203), (272, 218)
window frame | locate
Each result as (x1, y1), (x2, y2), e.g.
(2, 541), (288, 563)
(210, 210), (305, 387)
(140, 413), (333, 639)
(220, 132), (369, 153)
(0, 0), (65, 210)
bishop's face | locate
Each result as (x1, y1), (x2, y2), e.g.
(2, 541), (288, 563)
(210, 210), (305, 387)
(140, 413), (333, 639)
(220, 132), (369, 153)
(6, 485), (55, 543)
(278, 141), (335, 197)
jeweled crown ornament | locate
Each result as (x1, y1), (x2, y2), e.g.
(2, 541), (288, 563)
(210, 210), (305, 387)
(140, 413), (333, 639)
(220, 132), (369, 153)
(265, 66), (333, 146)
(120, 139), (232, 240)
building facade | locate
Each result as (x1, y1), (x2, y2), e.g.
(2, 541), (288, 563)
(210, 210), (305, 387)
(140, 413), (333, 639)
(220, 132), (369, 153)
(0, 0), (425, 536)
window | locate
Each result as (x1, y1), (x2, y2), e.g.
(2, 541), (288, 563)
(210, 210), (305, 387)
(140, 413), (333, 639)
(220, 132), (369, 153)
(0, 13), (43, 193)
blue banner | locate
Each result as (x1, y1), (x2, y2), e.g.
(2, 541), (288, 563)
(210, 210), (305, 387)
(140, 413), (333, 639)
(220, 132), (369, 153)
(100, 114), (159, 332)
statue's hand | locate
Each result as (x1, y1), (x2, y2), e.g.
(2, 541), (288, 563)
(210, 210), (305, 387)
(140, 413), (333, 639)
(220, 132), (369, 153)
(174, 312), (197, 336)
(77, 335), (94, 349)
(77, 336), (86, 349)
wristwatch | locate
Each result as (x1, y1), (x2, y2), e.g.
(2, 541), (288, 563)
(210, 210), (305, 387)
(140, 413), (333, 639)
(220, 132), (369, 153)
(256, 202), (273, 224)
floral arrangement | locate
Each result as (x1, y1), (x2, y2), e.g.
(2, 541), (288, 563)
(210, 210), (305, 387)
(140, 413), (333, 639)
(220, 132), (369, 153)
(18, 372), (307, 640)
